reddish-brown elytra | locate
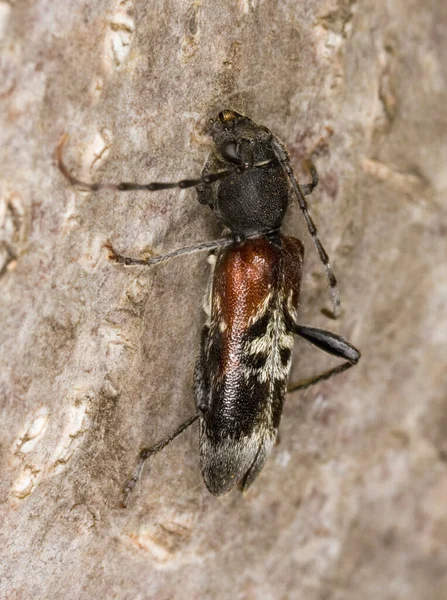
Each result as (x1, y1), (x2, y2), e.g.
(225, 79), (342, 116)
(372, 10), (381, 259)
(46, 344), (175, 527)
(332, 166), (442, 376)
(57, 110), (360, 504)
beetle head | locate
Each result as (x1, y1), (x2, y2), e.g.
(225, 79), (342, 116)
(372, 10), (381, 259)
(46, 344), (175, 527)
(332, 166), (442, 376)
(210, 110), (272, 167)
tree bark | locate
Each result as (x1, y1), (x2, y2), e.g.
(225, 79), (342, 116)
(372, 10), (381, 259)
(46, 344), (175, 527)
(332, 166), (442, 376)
(1, 0), (446, 598)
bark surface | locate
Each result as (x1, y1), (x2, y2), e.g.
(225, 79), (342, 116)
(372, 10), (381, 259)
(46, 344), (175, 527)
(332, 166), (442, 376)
(1, 1), (446, 598)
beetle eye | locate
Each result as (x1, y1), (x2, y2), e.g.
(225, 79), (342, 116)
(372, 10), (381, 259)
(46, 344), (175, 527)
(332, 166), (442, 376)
(219, 141), (243, 164)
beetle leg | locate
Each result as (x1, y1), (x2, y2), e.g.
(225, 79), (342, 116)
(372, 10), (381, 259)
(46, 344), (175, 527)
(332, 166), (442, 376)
(288, 325), (360, 392)
(121, 414), (199, 508)
(104, 237), (233, 267)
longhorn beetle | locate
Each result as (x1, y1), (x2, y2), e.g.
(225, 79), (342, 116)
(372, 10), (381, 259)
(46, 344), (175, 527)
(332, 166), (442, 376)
(57, 110), (360, 505)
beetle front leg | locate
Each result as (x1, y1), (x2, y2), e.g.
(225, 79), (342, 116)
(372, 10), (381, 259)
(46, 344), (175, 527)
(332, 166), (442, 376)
(105, 237), (234, 267)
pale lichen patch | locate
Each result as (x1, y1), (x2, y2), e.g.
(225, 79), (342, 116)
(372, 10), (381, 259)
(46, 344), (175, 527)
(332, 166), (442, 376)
(11, 466), (40, 499)
(82, 129), (113, 172)
(14, 407), (50, 455)
(0, 2), (12, 41)
(104, 0), (135, 70)
(125, 519), (194, 563)
(50, 392), (93, 472)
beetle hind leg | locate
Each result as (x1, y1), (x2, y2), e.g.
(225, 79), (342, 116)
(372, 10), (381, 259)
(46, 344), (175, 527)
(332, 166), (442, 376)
(288, 324), (360, 393)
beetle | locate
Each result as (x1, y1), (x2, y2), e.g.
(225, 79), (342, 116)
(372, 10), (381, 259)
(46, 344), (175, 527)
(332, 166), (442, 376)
(57, 110), (360, 504)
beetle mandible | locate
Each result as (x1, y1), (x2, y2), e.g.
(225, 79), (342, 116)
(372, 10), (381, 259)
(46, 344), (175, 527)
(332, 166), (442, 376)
(57, 110), (360, 505)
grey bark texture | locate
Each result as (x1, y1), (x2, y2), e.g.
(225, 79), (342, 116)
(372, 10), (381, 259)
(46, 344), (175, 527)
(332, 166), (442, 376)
(1, 0), (446, 598)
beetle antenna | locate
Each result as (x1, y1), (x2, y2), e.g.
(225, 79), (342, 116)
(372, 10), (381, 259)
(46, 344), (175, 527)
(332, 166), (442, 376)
(56, 134), (248, 193)
(271, 140), (341, 319)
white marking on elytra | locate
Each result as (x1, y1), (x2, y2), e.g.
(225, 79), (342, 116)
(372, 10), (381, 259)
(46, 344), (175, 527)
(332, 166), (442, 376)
(247, 307), (293, 385)
(242, 285), (295, 433)
(247, 289), (272, 327)
(287, 289), (298, 322)
(203, 253), (217, 320)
